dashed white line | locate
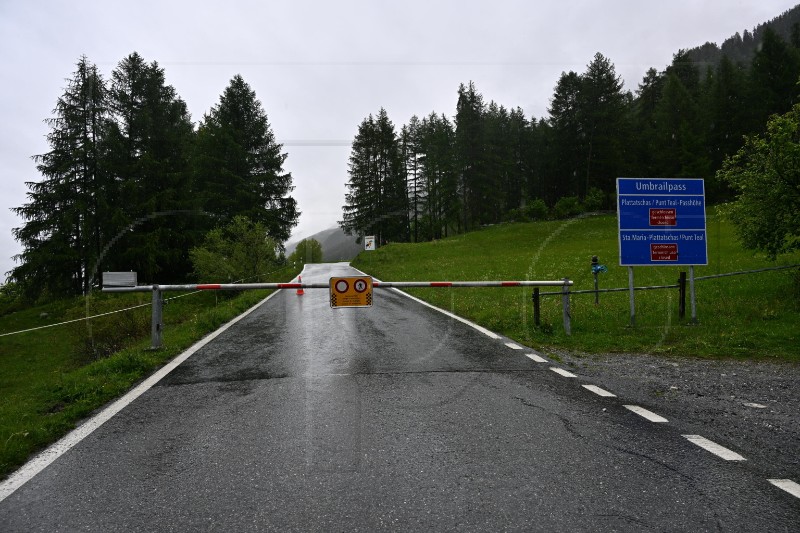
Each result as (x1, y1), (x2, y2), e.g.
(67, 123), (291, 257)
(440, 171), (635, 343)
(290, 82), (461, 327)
(743, 402), (767, 409)
(768, 479), (800, 499)
(683, 435), (746, 461)
(504, 342), (524, 350)
(624, 405), (668, 423)
(550, 367), (577, 378)
(583, 384), (616, 397)
(525, 353), (548, 363)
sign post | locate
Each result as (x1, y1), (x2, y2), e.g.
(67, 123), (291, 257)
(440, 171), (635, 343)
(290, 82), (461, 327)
(617, 178), (707, 324)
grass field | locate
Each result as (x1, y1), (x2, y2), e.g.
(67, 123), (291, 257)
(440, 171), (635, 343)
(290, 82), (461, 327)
(0, 266), (298, 481)
(353, 210), (800, 361)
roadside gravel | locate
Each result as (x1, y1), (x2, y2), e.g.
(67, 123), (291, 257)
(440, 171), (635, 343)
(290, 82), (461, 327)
(546, 349), (800, 480)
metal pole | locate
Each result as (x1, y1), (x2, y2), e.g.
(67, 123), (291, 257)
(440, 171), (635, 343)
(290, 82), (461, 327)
(678, 271), (687, 320)
(689, 265), (698, 325)
(533, 288), (540, 326)
(151, 285), (163, 350)
(628, 266), (635, 327)
(594, 271), (599, 305)
(562, 278), (571, 336)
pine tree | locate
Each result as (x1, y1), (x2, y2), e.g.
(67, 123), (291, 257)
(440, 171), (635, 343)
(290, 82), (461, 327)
(578, 53), (630, 199)
(340, 109), (408, 245)
(749, 28), (800, 125)
(104, 52), (196, 282)
(455, 81), (487, 230)
(401, 116), (423, 242)
(11, 56), (109, 298)
(633, 67), (666, 176)
(547, 71), (583, 202)
(652, 73), (710, 179)
(195, 75), (299, 245)
(417, 113), (458, 239)
(341, 114), (379, 242)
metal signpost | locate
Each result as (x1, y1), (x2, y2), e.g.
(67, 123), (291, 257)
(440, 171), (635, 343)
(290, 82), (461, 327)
(617, 178), (708, 325)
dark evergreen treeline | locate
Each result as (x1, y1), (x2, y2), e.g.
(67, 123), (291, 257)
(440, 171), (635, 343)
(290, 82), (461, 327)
(341, 24), (800, 244)
(12, 53), (298, 300)
(688, 5), (800, 67)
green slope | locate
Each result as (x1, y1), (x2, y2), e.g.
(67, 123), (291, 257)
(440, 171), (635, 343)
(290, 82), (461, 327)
(353, 211), (800, 361)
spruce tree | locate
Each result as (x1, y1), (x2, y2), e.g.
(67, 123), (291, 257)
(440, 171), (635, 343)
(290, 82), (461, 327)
(195, 75), (299, 245)
(455, 81), (486, 230)
(12, 56), (109, 298)
(104, 52), (196, 282)
(340, 109), (408, 245)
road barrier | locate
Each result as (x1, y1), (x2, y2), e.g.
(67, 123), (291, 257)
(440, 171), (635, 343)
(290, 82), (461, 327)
(103, 278), (574, 349)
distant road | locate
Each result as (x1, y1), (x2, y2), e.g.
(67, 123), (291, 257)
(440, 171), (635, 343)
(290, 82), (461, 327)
(1, 263), (798, 531)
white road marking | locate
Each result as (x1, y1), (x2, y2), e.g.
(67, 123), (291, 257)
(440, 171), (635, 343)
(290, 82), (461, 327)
(505, 342), (523, 350)
(624, 405), (668, 423)
(0, 290), (282, 504)
(525, 353), (548, 363)
(583, 385), (616, 397)
(352, 269), (501, 339)
(743, 402), (767, 409)
(550, 367), (577, 378)
(682, 435), (746, 461)
(768, 479), (800, 499)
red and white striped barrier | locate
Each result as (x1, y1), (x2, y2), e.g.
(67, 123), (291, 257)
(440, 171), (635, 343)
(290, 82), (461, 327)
(102, 279), (572, 292)
(102, 277), (574, 348)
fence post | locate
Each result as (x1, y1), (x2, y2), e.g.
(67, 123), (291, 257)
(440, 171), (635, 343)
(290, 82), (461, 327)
(533, 287), (541, 326)
(562, 278), (571, 336)
(678, 271), (687, 320)
(151, 285), (163, 350)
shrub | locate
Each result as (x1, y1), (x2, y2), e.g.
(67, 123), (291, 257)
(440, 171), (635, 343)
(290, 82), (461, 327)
(553, 196), (584, 219)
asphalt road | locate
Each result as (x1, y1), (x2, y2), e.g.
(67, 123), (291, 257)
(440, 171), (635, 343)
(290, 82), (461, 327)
(1, 263), (798, 531)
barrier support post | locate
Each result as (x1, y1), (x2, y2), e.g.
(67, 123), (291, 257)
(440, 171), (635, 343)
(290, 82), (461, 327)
(151, 285), (163, 350)
(533, 288), (541, 326)
(562, 278), (571, 336)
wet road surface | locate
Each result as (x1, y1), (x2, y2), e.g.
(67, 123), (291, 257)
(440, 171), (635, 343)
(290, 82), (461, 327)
(1, 263), (798, 531)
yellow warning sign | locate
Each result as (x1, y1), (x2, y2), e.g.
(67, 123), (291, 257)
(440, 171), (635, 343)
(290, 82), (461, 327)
(329, 276), (373, 308)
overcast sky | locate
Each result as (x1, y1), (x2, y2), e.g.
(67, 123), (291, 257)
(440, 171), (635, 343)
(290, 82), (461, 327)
(1, 0), (797, 280)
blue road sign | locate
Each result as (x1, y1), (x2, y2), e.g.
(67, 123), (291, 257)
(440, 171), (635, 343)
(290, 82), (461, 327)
(617, 178), (708, 266)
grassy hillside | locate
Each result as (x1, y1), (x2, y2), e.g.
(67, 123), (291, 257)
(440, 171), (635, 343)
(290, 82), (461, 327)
(0, 266), (298, 481)
(353, 211), (800, 361)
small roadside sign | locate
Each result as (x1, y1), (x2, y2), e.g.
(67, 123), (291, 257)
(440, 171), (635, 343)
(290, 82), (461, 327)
(330, 276), (373, 308)
(364, 236), (376, 251)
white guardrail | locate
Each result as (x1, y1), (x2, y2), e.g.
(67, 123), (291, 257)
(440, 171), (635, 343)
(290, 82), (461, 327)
(103, 278), (574, 349)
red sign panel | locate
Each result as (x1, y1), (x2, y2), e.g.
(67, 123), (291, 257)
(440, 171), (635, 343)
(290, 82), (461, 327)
(650, 243), (678, 261)
(649, 208), (677, 226)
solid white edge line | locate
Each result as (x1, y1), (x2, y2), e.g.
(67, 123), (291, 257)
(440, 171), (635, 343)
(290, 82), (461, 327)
(505, 342), (523, 350)
(582, 384), (617, 397)
(525, 353), (547, 363)
(682, 435), (746, 461)
(550, 367), (577, 378)
(351, 267), (501, 340)
(0, 289), (282, 504)
(624, 405), (668, 423)
(768, 479), (800, 499)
